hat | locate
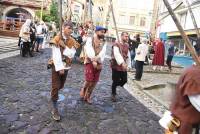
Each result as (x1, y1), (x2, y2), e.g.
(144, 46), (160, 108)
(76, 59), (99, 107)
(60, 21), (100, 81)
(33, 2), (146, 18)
(63, 20), (73, 28)
(95, 26), (107, 32)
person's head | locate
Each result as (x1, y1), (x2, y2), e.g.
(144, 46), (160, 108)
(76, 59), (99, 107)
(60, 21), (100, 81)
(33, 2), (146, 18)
(63, 20), (73, 37)
(141, 38), (148, 44)
(95, 26), (107, 39)
(25, 19), (32, 26)
(169, 41), (174, 46)
(40, 21), (44, 25)
(136, 34), (140, 42)
(121, 32), (129, 43)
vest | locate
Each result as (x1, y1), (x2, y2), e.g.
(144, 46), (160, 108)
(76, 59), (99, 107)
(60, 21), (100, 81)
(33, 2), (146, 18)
(85, 38), (103, 64)
(111, 42), (129, 71)
(51, 35), (80, 66)
(170, 65), (200, 124)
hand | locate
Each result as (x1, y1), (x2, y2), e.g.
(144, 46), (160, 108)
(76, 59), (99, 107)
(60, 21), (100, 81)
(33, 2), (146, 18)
(92, 61), (98, 68)
(122, 63), (128, 70)
(59, 70), (65, 75)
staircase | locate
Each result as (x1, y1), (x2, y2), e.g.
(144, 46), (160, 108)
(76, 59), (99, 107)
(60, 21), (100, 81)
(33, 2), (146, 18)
(0, 30), (19, 37)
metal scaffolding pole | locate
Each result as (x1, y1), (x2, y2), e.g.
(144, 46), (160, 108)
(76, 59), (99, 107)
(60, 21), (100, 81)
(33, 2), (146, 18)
(163, 0), (200, 66)
(109, 0), (119, 41)
(185, 0), (200, 38)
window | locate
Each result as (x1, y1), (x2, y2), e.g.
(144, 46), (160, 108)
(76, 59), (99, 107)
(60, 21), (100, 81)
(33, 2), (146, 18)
(140, 17), (146, 27)
(118, 0), (128, 8)
(129, 16), (135, 25)
(119, 15), (129, 25)
(74, 5), (80, 13)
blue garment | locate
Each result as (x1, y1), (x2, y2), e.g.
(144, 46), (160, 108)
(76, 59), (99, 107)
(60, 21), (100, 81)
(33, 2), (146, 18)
(168, 45), (175, 56)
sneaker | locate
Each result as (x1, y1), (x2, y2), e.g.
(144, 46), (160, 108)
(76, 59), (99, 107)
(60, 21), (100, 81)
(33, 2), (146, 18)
(111, 95), (116, 102)
(51, 109), (61, 121)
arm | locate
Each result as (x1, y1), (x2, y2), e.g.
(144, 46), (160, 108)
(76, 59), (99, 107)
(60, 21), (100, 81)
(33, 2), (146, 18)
(127, 50), (131, 68)
(85, 38), (95, 59)
(113, 46), (124, 65)
(136, 44), (142, 54)
(52, 46), (64, 71)
(188, 94), (200, 112)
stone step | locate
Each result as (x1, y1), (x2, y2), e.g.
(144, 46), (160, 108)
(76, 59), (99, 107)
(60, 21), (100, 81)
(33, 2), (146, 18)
(0, 30), (19, 37)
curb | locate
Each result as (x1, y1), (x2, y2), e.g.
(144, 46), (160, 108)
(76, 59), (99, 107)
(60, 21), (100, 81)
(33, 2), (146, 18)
(128, 75), (169, 109)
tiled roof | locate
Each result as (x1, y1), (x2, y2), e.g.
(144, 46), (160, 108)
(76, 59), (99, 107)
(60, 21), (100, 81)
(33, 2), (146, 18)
(0, 0), (49, 8)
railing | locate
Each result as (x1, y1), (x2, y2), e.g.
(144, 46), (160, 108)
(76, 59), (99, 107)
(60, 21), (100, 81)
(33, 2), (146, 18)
(0, 17), (25, 31)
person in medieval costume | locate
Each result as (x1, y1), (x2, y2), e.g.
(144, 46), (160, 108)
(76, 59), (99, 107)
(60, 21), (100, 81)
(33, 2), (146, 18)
(134, 38), (149, 81)
(49, 21), (80, 121)
(159, 50), (200, 134)
(79, 26), (107, 104)
(110, 32), (131, 102)
(152, 38), (165, 71)
(19, 19), (33, 57)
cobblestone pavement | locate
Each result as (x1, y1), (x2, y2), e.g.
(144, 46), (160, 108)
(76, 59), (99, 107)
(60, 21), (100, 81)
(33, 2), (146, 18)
(0, 37), (18, 54)
(0, 47), (164, 134)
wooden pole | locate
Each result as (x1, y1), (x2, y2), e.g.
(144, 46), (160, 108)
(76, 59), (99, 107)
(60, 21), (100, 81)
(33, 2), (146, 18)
(159, 2), (183, 21)
(185, 0), (200, 38)
(59, 0), (63, 39)
(89, 0), (92, 21)
(109, 0), (119, 41)
(83, 0), (87, 23)
(40, 0), (44, 21)
(163, 0), (200, 66)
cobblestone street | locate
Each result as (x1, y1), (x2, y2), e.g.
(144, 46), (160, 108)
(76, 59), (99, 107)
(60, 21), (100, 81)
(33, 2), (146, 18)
(0, 47), (163, 134)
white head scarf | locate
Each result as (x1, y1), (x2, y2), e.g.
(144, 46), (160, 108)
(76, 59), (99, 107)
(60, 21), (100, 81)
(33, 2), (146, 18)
(23, 19), (32, 27)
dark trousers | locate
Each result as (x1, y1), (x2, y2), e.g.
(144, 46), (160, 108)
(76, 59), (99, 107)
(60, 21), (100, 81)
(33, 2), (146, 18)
(22, 42), (33, 57)
(112, 69), (127, 95)
(166, 55), (173, 70)
(51, 67), (68, 101)
(135, 60), (144, 80)
(18, 37), (21, 46)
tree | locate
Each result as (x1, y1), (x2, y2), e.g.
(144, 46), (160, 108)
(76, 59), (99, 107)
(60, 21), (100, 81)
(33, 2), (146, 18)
(35, 0), (59, 26)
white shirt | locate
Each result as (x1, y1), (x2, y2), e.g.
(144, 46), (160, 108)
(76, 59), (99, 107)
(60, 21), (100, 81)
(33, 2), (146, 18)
(113, 45), (131, 68)
(52, 45), (76, 72)
(36, 24), (44, 37)
(84, 37), (107, 63)
(134, 43), (149, 62)
(189, 94), (200, 112)
(20, 24), (30, 42)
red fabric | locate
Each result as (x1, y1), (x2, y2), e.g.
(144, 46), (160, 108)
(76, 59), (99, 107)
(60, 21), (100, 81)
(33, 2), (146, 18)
(84, 63), (101, 82)
(152, 41), (165, 66)
(170, 65), (200, 125)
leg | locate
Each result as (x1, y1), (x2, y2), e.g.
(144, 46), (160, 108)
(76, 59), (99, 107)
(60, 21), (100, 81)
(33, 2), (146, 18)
(111, 69), (121, 102)
(18, 37), (21, 47)
(51, 67), (62, 121)
(80, 81), (90, 98)
(136, 61), (144, 80)
(120, 71), (127, 87)
(85, 82), (97, 104)
(59, 70), (68, 89)
(27, 42), (33, 57)
(168, 56), (173, 70)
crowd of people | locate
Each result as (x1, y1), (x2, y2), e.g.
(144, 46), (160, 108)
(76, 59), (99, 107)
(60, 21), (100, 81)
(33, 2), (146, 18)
(18, 19), (56, 57)
(17, 18), (200, 133)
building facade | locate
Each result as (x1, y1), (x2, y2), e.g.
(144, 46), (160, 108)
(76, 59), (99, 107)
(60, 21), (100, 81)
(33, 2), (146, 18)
(107, 0), (154, 38)
(0, 0), (51, 32)
(157, 0), (200, 55)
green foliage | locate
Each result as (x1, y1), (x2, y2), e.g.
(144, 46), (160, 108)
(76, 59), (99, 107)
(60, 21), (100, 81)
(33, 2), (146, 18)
(35, 0), (59, 26)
